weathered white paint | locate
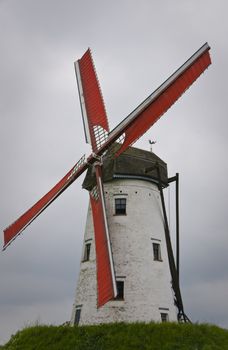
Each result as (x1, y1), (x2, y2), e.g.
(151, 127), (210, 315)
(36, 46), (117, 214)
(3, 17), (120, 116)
(71, 178), (177, 325)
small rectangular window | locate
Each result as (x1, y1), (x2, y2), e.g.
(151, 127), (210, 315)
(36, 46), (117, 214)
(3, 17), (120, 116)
(115, 198), (127, 215)
(161, 312), (169, 322)
(115, 281), (124, 300)
(153, 243), (162, 261)
(83, 243), (91, 261)
(74, 309), (81, 325)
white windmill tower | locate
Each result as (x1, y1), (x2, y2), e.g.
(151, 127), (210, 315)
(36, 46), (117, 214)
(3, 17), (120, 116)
(3, 44), (211, 326)
(71, 145), (179, 325)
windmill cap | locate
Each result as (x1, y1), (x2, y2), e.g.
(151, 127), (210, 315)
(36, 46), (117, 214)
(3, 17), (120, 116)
(83, 145), (168, 191)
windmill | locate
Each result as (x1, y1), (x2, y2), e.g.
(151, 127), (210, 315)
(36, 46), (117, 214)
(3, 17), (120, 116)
(3, 43), (211, 325)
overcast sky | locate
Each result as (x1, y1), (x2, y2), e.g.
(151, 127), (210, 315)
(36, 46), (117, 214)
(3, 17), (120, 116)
(0, 0), (228, 344)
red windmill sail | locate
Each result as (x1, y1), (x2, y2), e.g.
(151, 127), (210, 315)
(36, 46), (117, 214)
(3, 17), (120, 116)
(107, 43), (211, 157)
(3, 155), (87, 250)
(75, 49), (117, 306)
(75, 48), (109, 151)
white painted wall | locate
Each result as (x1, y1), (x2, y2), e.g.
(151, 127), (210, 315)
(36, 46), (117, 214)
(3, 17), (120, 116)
(71, 178), (177, 325)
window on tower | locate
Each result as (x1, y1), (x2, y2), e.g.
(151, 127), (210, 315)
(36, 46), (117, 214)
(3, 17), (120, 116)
(115, 281), (124, 300)
(153, 243), (162, 261)
(115, 198), (127, 215)
(74, 308), (81, 325)
(83, 243), (91, 261)
(160, 312), (169, 322)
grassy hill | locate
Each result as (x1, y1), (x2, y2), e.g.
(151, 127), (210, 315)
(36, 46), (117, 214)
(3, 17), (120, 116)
(2, 322), (228, 350)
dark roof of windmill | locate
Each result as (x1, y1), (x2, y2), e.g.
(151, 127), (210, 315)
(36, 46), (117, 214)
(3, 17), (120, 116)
(82, 144), (168, 191)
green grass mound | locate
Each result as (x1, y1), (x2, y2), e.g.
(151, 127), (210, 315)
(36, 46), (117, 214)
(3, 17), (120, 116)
(2, 322), (228, 350)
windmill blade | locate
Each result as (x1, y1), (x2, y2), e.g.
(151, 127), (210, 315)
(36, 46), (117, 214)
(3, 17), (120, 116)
(90, 165), (117, 307)
(76, 49), (117, 306)
(3, 155), (87, 250)
(106, 43), (211, 157)
(75, 49), (110, 152)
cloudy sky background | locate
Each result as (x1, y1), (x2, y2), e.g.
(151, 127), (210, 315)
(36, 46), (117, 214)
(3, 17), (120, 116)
(0, 0), (228, 344)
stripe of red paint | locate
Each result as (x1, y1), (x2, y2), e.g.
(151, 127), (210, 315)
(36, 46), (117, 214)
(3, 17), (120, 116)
(115, 51), (211, 157)
(90, 193), (114, 307)
(78, 49), (109, 151)
(3, 161), (87, 249)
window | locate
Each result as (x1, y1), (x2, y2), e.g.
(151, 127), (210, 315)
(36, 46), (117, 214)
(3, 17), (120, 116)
(115, 281), (124, 300)
(160, 312), (169, 322)
(153, 243), (162, 261)
(83, 243), (91, 261)
(115, 198), (126, 215)
(74, 309), (81, 325)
